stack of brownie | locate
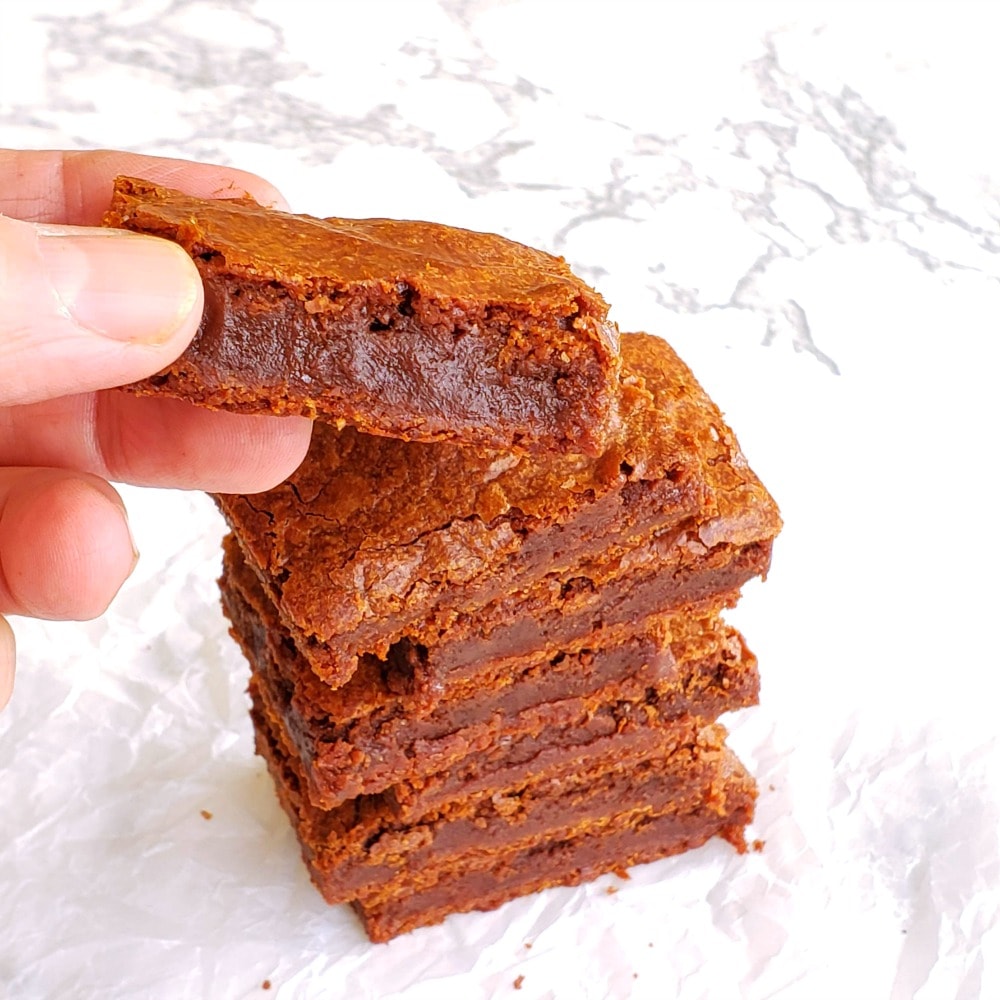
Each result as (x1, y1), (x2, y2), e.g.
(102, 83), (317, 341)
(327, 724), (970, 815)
(106, 179), (781, 942)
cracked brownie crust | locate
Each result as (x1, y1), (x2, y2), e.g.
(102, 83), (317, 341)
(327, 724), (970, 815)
(104, 176), (620, 453)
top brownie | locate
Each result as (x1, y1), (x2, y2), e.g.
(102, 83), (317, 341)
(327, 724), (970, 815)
(104, 177), (620, 454)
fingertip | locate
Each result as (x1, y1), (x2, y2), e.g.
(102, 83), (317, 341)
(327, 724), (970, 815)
(84, 150), (291, 212)
(180, 408), (313, 494)
(35, 223), (205, 348)
(0, 616), (14, 712)
(1, 149), (290, 225)
(0, 217), (206, 405)
(0, 471), (138, 621)
(92, 392), (313, 492)
(236, 414), (313, 493)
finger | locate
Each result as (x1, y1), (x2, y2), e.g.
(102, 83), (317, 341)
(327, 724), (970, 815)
(98, 393), (313, 493)
(0, 149), (289, 225)
(0, 616), (13, 712)
(0, 468), (137, 620)
(0, 216), (204, 406)
(0, 390), (311, 493)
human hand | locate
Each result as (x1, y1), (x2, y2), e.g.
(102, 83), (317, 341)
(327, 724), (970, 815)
(0, 149), (313, 710)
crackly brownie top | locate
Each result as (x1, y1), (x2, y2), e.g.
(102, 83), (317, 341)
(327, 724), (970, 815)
(216, 334), (781, 640)
(105, 176), (616, 322)
(105, 177), (622, 453)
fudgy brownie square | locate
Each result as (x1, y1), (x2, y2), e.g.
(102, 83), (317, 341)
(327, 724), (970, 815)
(104, 176), (621, 454)
(224, 540), (759, 807)
(215, 333), (781, 689)
(252, 706), (754, 924)
(350, 732), (756, 942)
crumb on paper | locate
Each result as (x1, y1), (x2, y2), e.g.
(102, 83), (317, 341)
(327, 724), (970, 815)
(752, 838), (765, 852)
(262, 980), (272, 990)
(606, 885), (618, 895)
(523, 941), (532, 950)
(200, 809), (213, 821)
(514, 974), (524, 990)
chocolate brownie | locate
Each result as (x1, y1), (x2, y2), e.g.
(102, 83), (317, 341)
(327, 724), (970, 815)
(104, 176), (620, 454)
(248, 626), (756, 803)
(222, 529), (754, 723)
(351, 724), (751, 907)
(224, 541), (758, 807)
(216, 333), (781, 688)
(352, 740), (756, 941)
(252, 706), (748, 907)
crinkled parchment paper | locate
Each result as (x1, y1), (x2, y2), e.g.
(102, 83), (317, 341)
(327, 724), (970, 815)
(2, 311), (998, 999)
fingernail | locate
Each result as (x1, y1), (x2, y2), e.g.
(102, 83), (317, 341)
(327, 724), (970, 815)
(34, 224), (201, 345)
(108, 495), (141, 573)
(128, 531), (140, 574)
(0, 616), (15, 713)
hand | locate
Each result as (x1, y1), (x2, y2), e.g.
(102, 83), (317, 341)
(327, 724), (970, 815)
(0, 149), (313, 710)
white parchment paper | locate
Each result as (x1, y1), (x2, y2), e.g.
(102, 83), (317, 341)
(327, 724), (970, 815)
(3, 297), (998, 998)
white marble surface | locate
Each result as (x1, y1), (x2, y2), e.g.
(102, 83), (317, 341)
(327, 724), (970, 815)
(2, 2), (999, 998)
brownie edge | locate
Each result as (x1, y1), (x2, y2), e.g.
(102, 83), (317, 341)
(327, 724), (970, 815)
(104, 176), (621, 454)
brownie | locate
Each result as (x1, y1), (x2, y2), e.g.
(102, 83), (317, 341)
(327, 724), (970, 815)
(252, 706), (746, 906)
(353, 742), (756, 941)
(104, 176), (620, 454)
(107, 168), (781, 941)
(222, 529), (753, 723)
(225, 545), (758, 808)
(216, 333), (781, 688)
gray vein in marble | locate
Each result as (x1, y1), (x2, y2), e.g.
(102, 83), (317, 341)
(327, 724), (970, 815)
(7, 1), (1000, 380)
(750, 40), (1000, 275)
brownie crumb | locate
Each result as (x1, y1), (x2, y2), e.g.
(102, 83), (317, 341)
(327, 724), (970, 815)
(262, 980), (272, 990)
(606, 885), (618, 895)
(513, 975), (525, 990)
(523, 941), (533, 950)
(752, 838), (765, 853)
(200, 809), (213, 821)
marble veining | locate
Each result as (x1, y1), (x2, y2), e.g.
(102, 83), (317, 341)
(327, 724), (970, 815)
(5, 0), (998, 384)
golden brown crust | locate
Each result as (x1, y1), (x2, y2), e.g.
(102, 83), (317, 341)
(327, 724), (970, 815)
(103, 176), (621, 452)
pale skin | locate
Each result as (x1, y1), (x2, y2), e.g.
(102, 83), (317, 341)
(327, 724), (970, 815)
(0, 149), (314, 710)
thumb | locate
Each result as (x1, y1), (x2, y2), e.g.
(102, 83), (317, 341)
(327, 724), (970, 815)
(0, 216), (203, 406)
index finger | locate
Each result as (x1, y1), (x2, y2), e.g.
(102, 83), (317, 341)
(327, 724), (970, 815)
(0, 149), (289, 225)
